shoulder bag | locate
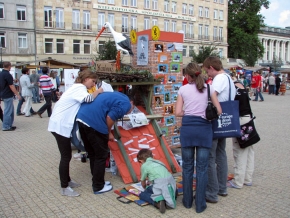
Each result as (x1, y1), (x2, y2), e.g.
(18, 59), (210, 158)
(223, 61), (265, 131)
(237, 116), (260, 148)
(212, 75), (241, 139)
(205, 84), (219, 121)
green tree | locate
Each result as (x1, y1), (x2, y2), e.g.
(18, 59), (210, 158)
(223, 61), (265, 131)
(190, 44), (220, 63)
(228, 0), (269, 66)
(96, 39), (117, 60)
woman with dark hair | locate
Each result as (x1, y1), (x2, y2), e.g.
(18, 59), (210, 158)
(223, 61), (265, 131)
(175, 62), (221, 213)
(48, 69), (103, 197)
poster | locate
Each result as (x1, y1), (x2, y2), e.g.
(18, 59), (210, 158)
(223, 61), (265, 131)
(64, 69), (79, 91)
(137, 35), (149, 65)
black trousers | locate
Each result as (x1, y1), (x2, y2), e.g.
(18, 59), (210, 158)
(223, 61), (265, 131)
(38, 95), (52, 117)
(51, 132), (72, 188)
(275, 85), (280, 95)
(78, 122), (109, 192)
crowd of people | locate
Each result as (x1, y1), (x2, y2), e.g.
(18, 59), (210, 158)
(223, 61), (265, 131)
(0, 59), (288, 214)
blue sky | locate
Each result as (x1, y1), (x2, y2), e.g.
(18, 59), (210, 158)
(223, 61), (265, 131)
(260, 0), (290, 28)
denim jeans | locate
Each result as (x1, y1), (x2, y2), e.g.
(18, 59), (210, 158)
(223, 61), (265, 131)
(2, 97), (14, 130)
(182, 146), (210, 213)
(139, 185), (154, 205)
(78, 122), (109, 192)
(52, 132), (72, 188)
(17, 95), (34, 115)
(206, 138), (228, 202)
(254, 89), (264, 101)
(32, 86), (40, 103)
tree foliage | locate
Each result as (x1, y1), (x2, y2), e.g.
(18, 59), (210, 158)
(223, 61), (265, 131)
(190, 44), (220, 63)
(228, 0), (270, 66)
(96, 40), (117, 61)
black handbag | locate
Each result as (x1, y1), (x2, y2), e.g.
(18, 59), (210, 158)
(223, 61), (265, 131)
(205, 84), (219, 120)
(236, 116), (260, 148)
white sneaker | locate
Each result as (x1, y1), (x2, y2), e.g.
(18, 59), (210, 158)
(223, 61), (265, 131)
(94, 185), (113, 194)
(69, 180), (81, 188)
(60, 187), (80, 197)
(105, 181), (111, 186)
(73, 152), (81, 159)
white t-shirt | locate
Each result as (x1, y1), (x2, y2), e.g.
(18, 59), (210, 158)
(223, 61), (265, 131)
(212, 73), (236, 102)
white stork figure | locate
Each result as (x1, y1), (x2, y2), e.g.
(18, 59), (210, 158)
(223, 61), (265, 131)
(95, 22), (134, 56)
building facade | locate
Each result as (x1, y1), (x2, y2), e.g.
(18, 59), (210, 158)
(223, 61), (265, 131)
(258, 26), (290, 65)
(0, 0), (36, 65)
(1, 0), (228, 65)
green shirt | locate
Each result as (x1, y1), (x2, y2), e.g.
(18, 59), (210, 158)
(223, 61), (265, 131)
(140, 157), (171, 182)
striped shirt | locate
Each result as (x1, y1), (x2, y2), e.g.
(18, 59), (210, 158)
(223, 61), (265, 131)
(39, 74), (55, 96)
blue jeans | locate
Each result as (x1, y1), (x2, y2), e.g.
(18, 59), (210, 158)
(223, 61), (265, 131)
(254, 89), (264, 101)
(182, 146), (210, 213)
(206, 138), (228, 202)
(17, 95), (35, 115)
(2, 97), (14, 130)
(32, 86), (40, 103)
(139, 185), (154, 205)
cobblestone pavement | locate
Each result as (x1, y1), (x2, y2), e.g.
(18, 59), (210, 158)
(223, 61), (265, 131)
(1, 93), (290, 218)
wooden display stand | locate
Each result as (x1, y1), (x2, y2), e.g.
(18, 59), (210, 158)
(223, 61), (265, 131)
(131, 29), (184, 148)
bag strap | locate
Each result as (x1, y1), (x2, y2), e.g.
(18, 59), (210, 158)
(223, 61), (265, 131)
(225, 74), (232, 101)
(206, 84), (211, 102)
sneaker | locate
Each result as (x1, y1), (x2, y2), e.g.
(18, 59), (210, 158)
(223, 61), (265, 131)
(73, 152), (81, 159)
(227, 180), (240, 189)
(105, 181), (111, 186)
(244, 182), (252, 186)
(93, 184), (113, 194)
(68, 180), (81, 188)
(60, 187), (80, 197)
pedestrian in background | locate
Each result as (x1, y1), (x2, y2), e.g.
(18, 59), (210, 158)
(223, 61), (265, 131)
(275, 74), (281, 96)
(268, 73), (275, 94)
(29, 70), (41, 103)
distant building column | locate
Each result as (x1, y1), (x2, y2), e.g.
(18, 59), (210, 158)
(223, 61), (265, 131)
(281, 41), (286, 62)
(269, 40), (274, 61)
(287, 41), (290, 62)
(275, 40), (280, 59)
(263, 39), (267, 61)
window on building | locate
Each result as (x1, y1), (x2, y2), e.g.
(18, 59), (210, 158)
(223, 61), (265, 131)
(17, 5), (26, 21)
(56, 39), (64, 53)
(205, 7), (209, 18)
(219, 27), (223, 41)
(0, 33), (5, 47)
(131, 0), (137, 7)
(213, 26), (217, 40)
(164, 20), (169, 31)
(144, 17), (150, 30)
(183, 46), (187, 57)
(122, 0), (128, 6)
(18, 33), (27, 48)
(182, 4), (187, 14)
(171, 21), (176, 32)
(98, 12), (105, 30)
(189, 23), (194, 38)
(72, 9), (80, 29)
(164, 1), (169, 12)
(144, 0), (150, 9)
(214, 0), (217, 2)
(98, 0), (105, 2)
(84, 40), (91, 54)
(189, 46), (194, 56)
(189, 4), (194, 16)
(73, 39), (80, 53)
(131, 16), (137, 30)
(152, 18), (157, 26)
(108, 0), (114, 4)
(45, 38), (53, 53)
(83, 11), (90, 30)
(55, 8), (64, 28)
(44, 6), (52, 27)
(199, 6), (203, 17)
(0, 3), (4, 19)
(214, 9), (218, 19)
(219, 48), (223, 58)
(108, 13), (114, 30)
(152, 0), (158, 10)
(204, 25), (209, 40)
(198, 24), (203, 39)
(182, 22), (187, 35)
(219, 10), (224, 20)
(122, 15), (128, 32)
(172, 1), (176, 13)
(220, 0), (224, 4)
(99, 40), (105, 53)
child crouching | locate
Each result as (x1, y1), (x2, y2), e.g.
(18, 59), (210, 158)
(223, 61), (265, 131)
(137, 149), (177, 214)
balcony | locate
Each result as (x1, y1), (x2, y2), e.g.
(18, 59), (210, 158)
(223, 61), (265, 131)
(218, 36), (223, 42)
(185, 33), (194, 39)
(83, 24), (91, 31)
(54, 22), (65, 29)
(72, 23), (81, 30)
(122, 26), (128, 33)
(204, 35), (209, 40)
(44, 21), (53, 28)
(198, 35), (203, 40)
(213, 36), (218, 41)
